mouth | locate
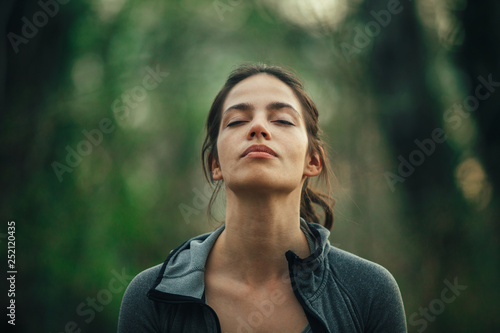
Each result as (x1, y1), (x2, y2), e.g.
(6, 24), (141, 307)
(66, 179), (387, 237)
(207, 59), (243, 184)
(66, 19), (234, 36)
(241, 144), (278, 158)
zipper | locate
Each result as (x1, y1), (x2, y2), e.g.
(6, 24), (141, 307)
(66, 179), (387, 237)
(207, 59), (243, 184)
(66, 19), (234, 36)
(148, 290), (222, 333)
(286, 251), (329, 333)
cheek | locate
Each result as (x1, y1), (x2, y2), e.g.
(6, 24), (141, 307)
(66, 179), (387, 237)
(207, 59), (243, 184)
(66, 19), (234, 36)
(287, 142), (309, 169)
(216, 136), (232, 168)
(216, 141), (224, 166)
(293, 132), (309, 156)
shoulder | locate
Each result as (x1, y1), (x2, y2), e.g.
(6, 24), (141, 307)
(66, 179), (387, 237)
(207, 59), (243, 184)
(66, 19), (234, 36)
(120, 263), (164, 307)
(326, 246), (407, 332)
(127, 263), (163, 292)
(118, 264), (164, 333)
(327, 245), (400, 292)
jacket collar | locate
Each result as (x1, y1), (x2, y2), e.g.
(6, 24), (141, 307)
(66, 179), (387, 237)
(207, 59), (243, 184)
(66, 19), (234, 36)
(148, 217), (331, 302)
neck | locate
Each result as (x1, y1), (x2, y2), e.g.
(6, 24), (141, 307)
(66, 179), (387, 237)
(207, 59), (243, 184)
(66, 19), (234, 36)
(209, 188), (311, 287)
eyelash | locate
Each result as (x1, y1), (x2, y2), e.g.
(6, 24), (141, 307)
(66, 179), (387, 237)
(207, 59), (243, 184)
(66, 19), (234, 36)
(227, 121), (246, 127)
(227, 120), (294, 127)
(275, 120), (294, 125)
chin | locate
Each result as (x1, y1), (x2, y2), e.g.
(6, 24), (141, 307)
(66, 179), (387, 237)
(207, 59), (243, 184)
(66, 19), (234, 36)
(226, 175), (298, 195)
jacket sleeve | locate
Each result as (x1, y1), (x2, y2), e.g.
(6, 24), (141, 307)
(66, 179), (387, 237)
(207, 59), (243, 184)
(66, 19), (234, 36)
(364, 264), (407, 333)
(118, 264), (164, 333)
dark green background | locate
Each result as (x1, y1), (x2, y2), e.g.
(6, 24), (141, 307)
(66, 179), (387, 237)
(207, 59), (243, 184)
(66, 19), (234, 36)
(2, 0), (499, 332)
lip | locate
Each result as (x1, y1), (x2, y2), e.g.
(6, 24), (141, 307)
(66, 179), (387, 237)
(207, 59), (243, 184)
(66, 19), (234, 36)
(241, 144), (277, 158)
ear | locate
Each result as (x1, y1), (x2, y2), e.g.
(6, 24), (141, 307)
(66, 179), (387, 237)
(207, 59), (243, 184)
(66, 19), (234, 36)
(304, 147), (323, 178)
(210, 155), (223, 181)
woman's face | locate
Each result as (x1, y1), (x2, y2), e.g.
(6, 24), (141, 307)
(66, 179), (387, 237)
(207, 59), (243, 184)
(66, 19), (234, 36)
(212, 73), (322, 194)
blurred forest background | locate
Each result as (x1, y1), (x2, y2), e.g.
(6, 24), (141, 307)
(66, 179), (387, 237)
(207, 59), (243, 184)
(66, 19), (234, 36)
(1, 0), (499, 332)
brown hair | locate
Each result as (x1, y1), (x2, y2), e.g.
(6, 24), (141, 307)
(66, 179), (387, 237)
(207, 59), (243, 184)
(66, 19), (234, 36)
(201, 63), (335, 230)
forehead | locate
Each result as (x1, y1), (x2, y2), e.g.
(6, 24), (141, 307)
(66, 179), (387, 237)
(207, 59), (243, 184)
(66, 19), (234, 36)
(222, 73), (302, 112)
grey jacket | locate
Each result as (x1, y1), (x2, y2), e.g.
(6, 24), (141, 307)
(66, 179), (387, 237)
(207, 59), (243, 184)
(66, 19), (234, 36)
(118, 218), (407, 332)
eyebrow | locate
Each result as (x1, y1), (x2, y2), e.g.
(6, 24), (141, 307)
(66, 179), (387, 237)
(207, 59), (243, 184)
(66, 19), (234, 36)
(223, 102), (301, 118)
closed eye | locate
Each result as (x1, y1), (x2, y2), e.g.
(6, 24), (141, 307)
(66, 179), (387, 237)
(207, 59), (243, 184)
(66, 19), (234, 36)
(274, 120), (294, 126)
(227, 120), (247, 127)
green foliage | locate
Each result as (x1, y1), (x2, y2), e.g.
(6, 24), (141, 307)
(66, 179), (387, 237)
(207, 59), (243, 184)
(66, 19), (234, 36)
(2, 0), (499, 331)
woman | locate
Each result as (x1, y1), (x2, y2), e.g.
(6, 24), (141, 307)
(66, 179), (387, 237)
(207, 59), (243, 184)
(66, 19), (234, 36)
(118, 63), (407, 332)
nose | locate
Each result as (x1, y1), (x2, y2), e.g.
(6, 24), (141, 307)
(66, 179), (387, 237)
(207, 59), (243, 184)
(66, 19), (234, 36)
(247, 115), (271, 140)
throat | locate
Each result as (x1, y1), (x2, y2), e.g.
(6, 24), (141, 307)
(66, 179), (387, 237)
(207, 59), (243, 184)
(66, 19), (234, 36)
(206, 221), (312, 286)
